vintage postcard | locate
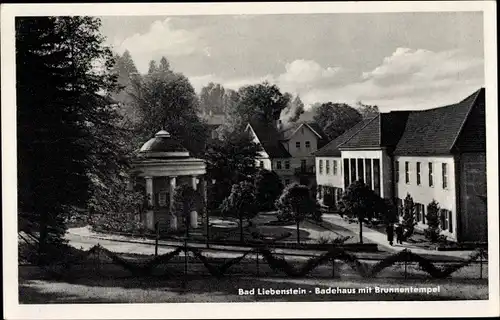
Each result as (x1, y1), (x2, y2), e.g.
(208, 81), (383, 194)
(1, 1), (498, 319)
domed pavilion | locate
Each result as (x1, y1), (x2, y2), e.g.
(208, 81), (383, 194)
(131, 130), (207, 233)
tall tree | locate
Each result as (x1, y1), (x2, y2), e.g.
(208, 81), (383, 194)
(282, 95), (305, 123)
(339, 181), (381, 243)
(254, 169), (284, 211)
(200, 82), (225, 115)
(220, 181), (258, 243)
(111, 50), (140, 125)
(228, 81), (291, 129)
(313, 102), (362, 141)
(275, 184), (321, 244)
(129, 56), (208, 156)
(204, 131), (260, 209)
(402, 193), (417, 239)
(356, 101), (380, 119)
(16, 17), (134, 262)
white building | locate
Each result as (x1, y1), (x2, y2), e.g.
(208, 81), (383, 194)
(314, 88), (486, 242)
(246, 119), (326, 186)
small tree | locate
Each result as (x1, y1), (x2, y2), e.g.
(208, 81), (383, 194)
(254, 168), (284, 211)
(402, 193), (417, 239)
(425, 199), (441, 242)
(275, 183), (321, 244)
(171, 185), (198, 238)
(339, 181), (379, 244)
(381, 198), (399, 225)
(220, 181), (258, 243)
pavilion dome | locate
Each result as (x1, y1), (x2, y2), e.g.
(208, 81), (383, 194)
(138, 130), (190, 158)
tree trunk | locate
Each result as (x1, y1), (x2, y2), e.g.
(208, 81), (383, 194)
(359, 219), (363, 244)
(239, 216), (244, 243)
(296, 221), (300, 245)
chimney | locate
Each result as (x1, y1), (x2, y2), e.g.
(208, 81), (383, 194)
(276, 119), (283, 130)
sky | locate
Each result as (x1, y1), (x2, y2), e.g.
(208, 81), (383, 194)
(99, 12), (484, 112)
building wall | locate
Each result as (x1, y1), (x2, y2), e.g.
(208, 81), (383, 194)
(394, 155), (457, 240)
(285, 125), (319, 167)
(459, 152), (487, 242)
(316, 156), (343, 188)
(340, 149), (392, 198)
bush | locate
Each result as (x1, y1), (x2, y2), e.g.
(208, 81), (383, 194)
(424, 200), (441, 242)
(253, 169), (284, 211)
(402, 193), (417, 239)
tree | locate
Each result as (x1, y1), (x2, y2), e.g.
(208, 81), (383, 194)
(313, 102), (362, 140)
(254, 169), (284, 211)
(220, 181), (258, 243)
(111, 50), (140, 126)
(275, 184), (321, 244)
(129, 56), (209, 157)
(402, 193), (417, 239)
(200, 82), (225, 115)
(171, 185), (199, 238)
(381, 198), (399, 224)
(282, 95), (305, 123)
(228, 81), (291, 129)
(16, 17), (129, 263)
(339, 181), (380, 243)
(204, 131), (260, 209)
(356, 101), (380, 119)
(425, 200), (441, 242)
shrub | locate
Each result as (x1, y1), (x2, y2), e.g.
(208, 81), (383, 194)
(424, 200), (441, 242)
(253, 169), (284, 211)
(402, 193), (417, 239)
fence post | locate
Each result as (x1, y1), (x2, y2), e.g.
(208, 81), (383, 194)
(256, 249), (260, 277)
(155, 222), (159, 257)
(331, 258), (335, 278)
(404, 249), (408, 279)
(479, 249), (483, 279)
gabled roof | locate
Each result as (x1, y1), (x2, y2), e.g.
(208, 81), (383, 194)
(394, 88), (484, 156)
(313, 118), (374, 157)
(280, 122), (323, 140)
(247, 122), (291, 158)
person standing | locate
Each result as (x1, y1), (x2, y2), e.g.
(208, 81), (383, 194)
(386, 223), (394, 246)
(395, 224), (404, 244)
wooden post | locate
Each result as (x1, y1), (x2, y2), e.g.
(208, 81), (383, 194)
(331, 258), (335, 278)
(479, 250), (483, 279)
(155, 222), (159, 257)
(256, 249), (260, 277)
(404, 249), (408, 279)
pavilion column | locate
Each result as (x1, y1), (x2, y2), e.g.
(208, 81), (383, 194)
(144, 176), (154, 230)
(190, 176), (199, 228)
(370, 159), (375, 190)
(169, 176), (178, 230)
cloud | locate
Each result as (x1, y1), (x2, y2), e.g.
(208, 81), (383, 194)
(188, 48), (483, 112)
(113, 18), (201, 73)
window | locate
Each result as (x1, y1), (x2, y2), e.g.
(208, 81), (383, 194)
(365, 159), (372, 188)
(440, 209), (452, 232)
(285, 160), (290, 169)
(296, 141), (301, 150)
(415, 203), (425, 223)
(333, 160), (338, 175)
(405, 161), (410, 184)
(276, 161), (282, 170)
(357, 159), (364, 183)
(259, 161), (264, 168)
(343, 158), (350, 188)
(325, 160), (330, 174)
(319, 159), (323, 174)
(373, 159), (380, 195)
(416, 162), (421, 185)
(442, 163), (448, 189)
(350, 158), (357, 184)
(395, 161), (399, 183)
(428, 162), (434, 187)
(305, 141), (311, 149)
(301, 159), (307, 170)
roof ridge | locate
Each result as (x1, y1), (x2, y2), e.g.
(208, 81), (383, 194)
(449, 88), (483, 151)
(337, 115), (379, 149)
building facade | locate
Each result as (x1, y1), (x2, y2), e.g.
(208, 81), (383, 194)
(314, 88), (487, 242)
(246, 120), (326, 186)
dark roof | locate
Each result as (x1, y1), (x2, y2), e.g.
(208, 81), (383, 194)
(394, 88), (484, 155)
(139, 130), (189, 157)
(248, 122), (291, 158)
(313, 118), (374, 157)
(340, 116), (381, 149)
